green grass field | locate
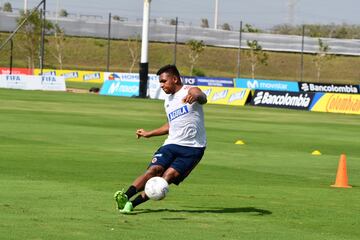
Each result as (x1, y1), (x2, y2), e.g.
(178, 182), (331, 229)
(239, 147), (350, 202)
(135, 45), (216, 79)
(1, 88), (359, 240)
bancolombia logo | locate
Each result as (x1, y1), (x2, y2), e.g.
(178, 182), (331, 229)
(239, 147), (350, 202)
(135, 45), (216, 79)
(326, 95), (360, 112)
(300, 82), (359, 94)
(253, 91), (313, 109)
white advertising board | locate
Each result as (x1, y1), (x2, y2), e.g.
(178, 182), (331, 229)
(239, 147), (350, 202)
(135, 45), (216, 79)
(0, 74), (66, 91)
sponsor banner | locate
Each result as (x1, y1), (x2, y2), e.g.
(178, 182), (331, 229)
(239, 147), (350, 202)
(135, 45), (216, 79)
(310, 93), (360, 115)
(99, 80), (139, 97)
(181, 76), (234, 87)
(0, 74), (66, 91)
(148, 74), (168, 100)
(299, 82), (359, 94)
(104, 72), (158, 83)
(235, 78), (299, 92)
(251, 90), (315, 110)
(41, 75), (66, 91)
(0, 67), (33, 75)
(0, 74), (42, 90)
(181, 76), (197, 86)
(34, 69), (104, 83)
(103, 72), (164, 99)
(199, 86), (250, 106)
(196, 77), (234, 87)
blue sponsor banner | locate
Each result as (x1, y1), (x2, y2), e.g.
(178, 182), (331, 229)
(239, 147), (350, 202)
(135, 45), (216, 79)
(197, 77), (234, 87)
(180, 76), (234, 87)
(181, 76), (197, 85)
(235, 78), (299, 92)
(99, 80), (139, 97)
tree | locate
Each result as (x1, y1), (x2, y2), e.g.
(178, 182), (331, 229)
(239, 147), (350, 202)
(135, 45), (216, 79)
(3, 2), (12, 12)
(50, 24), (66, 69)
(59, 9), (68, 17)
(201, 18), (209, 28)
(244, 24), (261, 33)
(169, 19), (177, 25)
(271, 24), (298, 35)
(186, 40), (205, 76)
(16, 10), (54, 69)
(222, 23), (231, 31)
(246, 40), (268, 79)
(313, 38), (333, 82)
(112, 15), (121, 21)
(127, 35), (140, 73)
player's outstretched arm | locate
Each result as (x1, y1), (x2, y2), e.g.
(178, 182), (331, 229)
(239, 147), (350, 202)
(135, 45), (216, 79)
(183, 87), (207, 105)
(136, 122), (169, 139)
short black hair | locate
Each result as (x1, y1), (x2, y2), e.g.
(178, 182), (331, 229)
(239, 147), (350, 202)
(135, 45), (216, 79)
(156, 64), (180, 78)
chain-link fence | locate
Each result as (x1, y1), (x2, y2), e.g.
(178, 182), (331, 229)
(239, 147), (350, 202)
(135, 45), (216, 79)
(1, 10), (359, 84)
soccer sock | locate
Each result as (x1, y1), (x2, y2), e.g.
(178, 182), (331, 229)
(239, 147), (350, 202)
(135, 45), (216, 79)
(125, 185), (137, 199)
(131, 194), (149, 208)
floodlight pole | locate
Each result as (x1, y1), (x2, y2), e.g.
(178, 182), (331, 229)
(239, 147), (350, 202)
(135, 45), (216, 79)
(139, 0), (151, 98)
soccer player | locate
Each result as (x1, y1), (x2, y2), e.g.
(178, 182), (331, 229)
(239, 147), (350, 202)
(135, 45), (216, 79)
(114, 64), (207, 214)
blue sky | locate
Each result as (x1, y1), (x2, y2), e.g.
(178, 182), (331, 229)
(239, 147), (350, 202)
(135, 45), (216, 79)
(5, 0), (360, 29)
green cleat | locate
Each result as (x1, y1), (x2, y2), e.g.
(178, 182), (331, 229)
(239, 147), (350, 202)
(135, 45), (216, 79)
(119, 201), (133, 214)
(114, 189), (128, 210)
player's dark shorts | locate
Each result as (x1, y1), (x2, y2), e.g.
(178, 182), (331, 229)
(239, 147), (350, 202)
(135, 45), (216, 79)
(148, 144), (206, 185)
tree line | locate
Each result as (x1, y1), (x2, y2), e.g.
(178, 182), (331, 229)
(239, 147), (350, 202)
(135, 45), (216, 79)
(270, 23), (360, 39)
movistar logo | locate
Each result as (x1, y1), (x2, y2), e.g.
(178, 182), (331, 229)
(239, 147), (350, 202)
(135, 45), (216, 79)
(168, 105), (189, 121)
(247, 80), (259, 89)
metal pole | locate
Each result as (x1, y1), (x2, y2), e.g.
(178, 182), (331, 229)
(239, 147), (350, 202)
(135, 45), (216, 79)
(214, 0), (218, 29)
(10, 39), (13, 74)
(139, 0), (151, 98)
(300, 24), (305, 82)
(237, 21), (243, 78)
(24, 0), (28, 13)
(173, 17), (178, 65)
(40, 0), (46, 75)
(106, 12), (111, 72)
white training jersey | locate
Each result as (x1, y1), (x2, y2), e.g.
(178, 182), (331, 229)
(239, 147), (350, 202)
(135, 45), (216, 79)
(163, 86), (206, 148)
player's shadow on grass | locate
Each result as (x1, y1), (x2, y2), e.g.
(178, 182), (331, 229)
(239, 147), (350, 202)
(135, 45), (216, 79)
(133, 207), (271, 216)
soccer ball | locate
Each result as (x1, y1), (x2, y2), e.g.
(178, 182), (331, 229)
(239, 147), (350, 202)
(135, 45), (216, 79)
(144, 177), (169, 200)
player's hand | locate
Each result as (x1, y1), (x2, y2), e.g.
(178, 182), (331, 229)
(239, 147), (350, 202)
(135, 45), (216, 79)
(183, 87), (207, 105)
(182, 94), (196, 104)
(136, 129), (149, 139)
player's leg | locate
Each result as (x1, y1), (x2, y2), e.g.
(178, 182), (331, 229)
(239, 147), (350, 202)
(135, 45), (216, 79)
(115, 165), (164, 210)
(167, 145), (205, 185)
(162, 167), (181, 184)
(122, 166), (181, 213)
(115, 145), (176, 213)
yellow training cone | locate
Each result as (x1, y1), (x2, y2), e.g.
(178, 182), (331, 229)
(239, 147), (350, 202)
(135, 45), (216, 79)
(312, 150), (322, 155)
(235, 140), (245, 145)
